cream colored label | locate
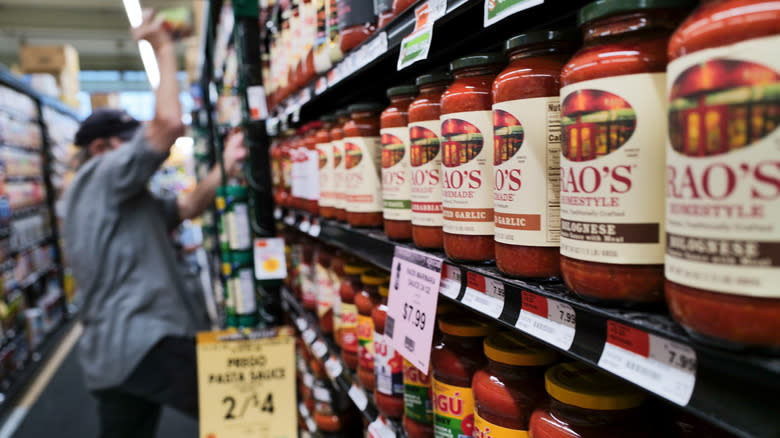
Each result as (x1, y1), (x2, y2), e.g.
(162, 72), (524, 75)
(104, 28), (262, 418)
(559, 73), (666, 264)
(315, 263), (334, 318)
(440, 110), (495, 235)
(381, 127), (412, 220)
(234, 268), (257, 314)
(317, 142), (334, 207)
(344, 136), (383, 213)
(666, 35), (780, 298)
(410, 119), (444, 227)
(493, 97), (561, 247)
(332, 139), (346, 210)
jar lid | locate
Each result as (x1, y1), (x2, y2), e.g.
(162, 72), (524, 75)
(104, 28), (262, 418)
(545, 362), (647, 410)
(578, 0), (695, 27)
(344, 263), (370, 275)
(484, 332), (558, 366)
(438, 315), (493, 337)
(348, 103), (385, 114)
(387, 85), (418, 98)
(450, 53), (505, 72)
(320, 114), (337, 123)
(378, 283), (389, 297)
(505, 29), (580, 52)
(416, 72), (451, 87)
(361, 270), (389, 286)
(335, 108), (350, 118)
(231, 250), (254, 266)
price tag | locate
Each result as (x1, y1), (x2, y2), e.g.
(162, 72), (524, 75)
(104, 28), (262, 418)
(515, 291), (576, 350)
(348, 383), (369, 411)
(311, 339), (327, 358)
(368, 416), (397, 438)
(396, 0), (445, 70)
(484, 0), (543, 27)
(295, 317), (307, 332)
(598, 321), (697, 406)
(298, 402), (310, 418)
(324, 356), (343, 379)
(461, 272), (505, 318)
(386, 247), (443, 373)
(313, 385), (332, 403)
(247, 85), (268, 120)
(438, 263), (462, 299)
(308, 222), (321, 237)
(273, 207), (282, 220)
(254, 238), (287, 280)
(299, 87), (312, 106)
(283, 213), (295, 226)
(303, 373), (314, 389)
(299, 219), (311, 233)
(196, 329), (296, 438)
(302, 328), (316, 345)
(315, 77), (328, 95)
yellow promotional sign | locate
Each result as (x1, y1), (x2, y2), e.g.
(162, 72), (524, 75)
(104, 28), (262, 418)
(197, 328), (296, 438)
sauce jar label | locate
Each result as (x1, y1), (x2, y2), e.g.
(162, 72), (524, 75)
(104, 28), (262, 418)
(228, 205), (252, 250)
(315, 264), (334, 318)
(317, 141), (335, 207)
(666, 35), (780, 298)
(440, 111), (495, 236)
(303, 148), (321, 201)
(375, 331), (404, 396)
(332, 294), (343, 334)
(410, 120), (444, 226)
(332, 139), (346, 210)
(432, 378), (475, 438)
(300, 263), (317, 308)
(474, 410), (528, 438)
(231, 268), (257, 314)
(341, 302), (359, 351)
(559, 73), (667, 264)
(382, 127), (413, 220)
(344, 136), (383, 213)
(404, 358), (433, 423)
(338, 0), (376, 30)
(492, 97), (561, 247)
(357, 313), (375, 369)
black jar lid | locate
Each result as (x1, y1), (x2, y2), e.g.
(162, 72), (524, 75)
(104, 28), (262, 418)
(450, 53), (505, 72)
(416, 72), (451, 87)
(505, 29), (580, 52)
(578, 0), (696, 27)
(386, 85), (418, 98)
(347, 103), (385, 114)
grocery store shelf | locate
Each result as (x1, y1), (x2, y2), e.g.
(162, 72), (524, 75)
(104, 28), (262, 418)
(282, 210), (780, 438)
(19, 264), (57, 290)
(11, 205), (49, 221)
(9, 234), (55, 257)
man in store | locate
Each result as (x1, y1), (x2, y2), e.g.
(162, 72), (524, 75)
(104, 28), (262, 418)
(63, 9), (246, 438)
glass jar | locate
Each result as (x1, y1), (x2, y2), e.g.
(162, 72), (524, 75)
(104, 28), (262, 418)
(382, 85), (418, 241)
(303, 121), (322, 216)
(315, 243), (335, 335)
(331, 252), (347, 346)
(492, 30), (579, 278)
(300, 236), (317, 311)
(559, 0), (693, 304)
(664, 0), (780, 349)
(344, 103), (385, 227)
(472, 332), (558, 435)
(409, 72), (450, 250)
(529, 362), (651, 438)
(317, 115), (337, 219)
(338, 0), (377, 53)
(357, 270), (387, 390)
(376, 0), (395, 28)
(441, 54), (505, 263)
(431, 315), (493, 438)
(290, 129), (306, 211)
(280, 131), (294, 208)
(372, 283), (405, 419)
(331, 109), (350, 222)
(339, 262), (369, 370)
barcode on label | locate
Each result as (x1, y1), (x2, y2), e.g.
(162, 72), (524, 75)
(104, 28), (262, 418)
(404, 336), (415, 352)
(386, 316), (395, 338)
(626, 360), (662, 380)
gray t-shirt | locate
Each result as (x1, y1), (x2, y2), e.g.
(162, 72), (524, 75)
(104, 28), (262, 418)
(63, 127), (210, 390)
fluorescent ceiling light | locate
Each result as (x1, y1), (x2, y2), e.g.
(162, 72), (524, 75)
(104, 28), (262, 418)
(123, 0), (143, 28)
(124, 0), (160, 89)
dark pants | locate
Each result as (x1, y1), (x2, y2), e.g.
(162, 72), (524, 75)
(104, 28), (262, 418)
(92, 336), (199, 438)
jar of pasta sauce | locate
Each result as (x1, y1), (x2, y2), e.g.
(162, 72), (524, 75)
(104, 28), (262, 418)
(317, 115), (337, 219)
(338, 0), (377, 53)
(559, 0), (693, 304)
(431, 315), (492, 438)
(382, 85), (417, 240)
(331, 109), (350, 222)
(376, 0), (395, 28)
(300, 236), (317, 311)
(409, 72), (450, 250)
(290, 129), (306, 210)
(472, 332), (558, 436)
(373, 283), (404, 419)
(529, 362), (651, 438)
(492, 30), (579, 278)
(315, 243), (336, 335)
(441, 54), (505, 263)
(280, 131), (294, 208)
(331, 252), (347, 346)
(357, 270), (388, 390)
(344, 103), (385, 227)
(665, 0), (780, 349)
(303, 121), (322, 216)
(339, 262), (369, 370)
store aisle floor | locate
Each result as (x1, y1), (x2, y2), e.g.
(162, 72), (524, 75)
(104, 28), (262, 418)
(1, 324), (198, 438)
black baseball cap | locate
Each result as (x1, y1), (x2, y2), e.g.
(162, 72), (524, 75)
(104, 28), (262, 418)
(74, 109), (141, 147)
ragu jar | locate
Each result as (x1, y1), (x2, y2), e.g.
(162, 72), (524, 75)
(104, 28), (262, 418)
(472, 332), (558, 436)
(373, 284), (404, 420)
(315, 243), (336, 335)
(317, 115), (337, 219)
(303, 121), (323, 215)
(529, 362), (651, 438)
(441, 54), (505, 263)
(338, 0), (377, 53)
(403, 357), (434, 438)
(492, 30), (579, 278)
(331, 252), (347, 346)
(376, 0), (395, 28)
(409, 72), (451, 250)
(382, 85), (417, 241)
(331, 109), (350, 222)
(339, 262), (369, 370)
(356, 270), (388, 391)
(344, 103), (385, 227)
(431, 315), (492, 438)
(559, 0), (693, 304)
(664, 0), (780, 349)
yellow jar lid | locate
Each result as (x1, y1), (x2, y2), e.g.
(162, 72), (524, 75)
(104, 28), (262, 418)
(378, 284), (390, 297)
(344, 263), (370, 275)
(361, 270), (389, 286)
(438, 315), (493, 337)
(545, 362), (647, 411)
(484, 332), (558, 367)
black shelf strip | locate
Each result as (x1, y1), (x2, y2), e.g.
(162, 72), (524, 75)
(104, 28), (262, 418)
(281, 210), (780, 438)
(9, 234), (54, 258)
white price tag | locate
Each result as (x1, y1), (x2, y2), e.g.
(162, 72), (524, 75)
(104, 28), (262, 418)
(295, 317), (308, 332)
(299, 402), (310, 418)
(311, 340), (328, 358)
(386, 247), (443, 373)
(299, 87), (312, 106)
(247, 85), (269, 120)
(348, 384), (368, 411)
(515, 291), (576, 350)
(305, 418), (316, 432)
(303, 373), (314, 389)
(368, 417), (397, 438)
(598, 321), (696, 406)
(324, 356), (343, 379)
(302, 328), (316, 345)
(308, 222), (321, 237)
(273, 207), (282, 220)
(461, 272), (505, 318)
(484, 0), (543, 27)
(254, 238), (287, 280)
(439, 263), (462, 299)
(313, 385), (332, 403)
(283, 214), (295, 226)
(299, 219), (311, 233)
(315, 77), (328, 95)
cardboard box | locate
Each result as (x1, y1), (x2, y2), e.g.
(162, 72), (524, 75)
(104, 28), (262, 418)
(19, 45), (80, 75)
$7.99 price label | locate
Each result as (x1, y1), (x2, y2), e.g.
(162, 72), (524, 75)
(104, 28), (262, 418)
(515, 290), (576, 351)
(598, 321), (697, 406)
(461, 272), (505, 318)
